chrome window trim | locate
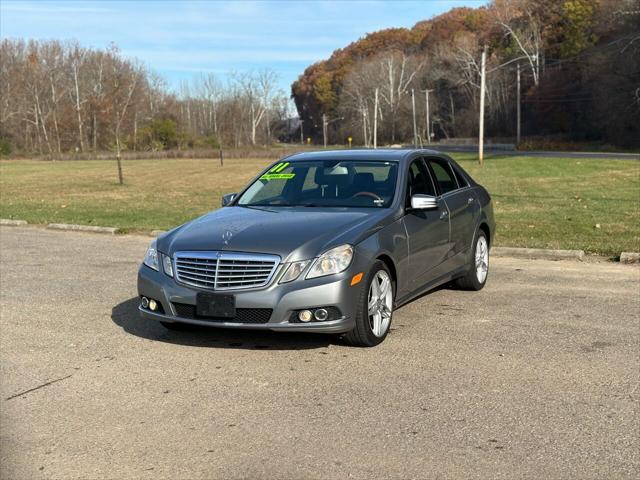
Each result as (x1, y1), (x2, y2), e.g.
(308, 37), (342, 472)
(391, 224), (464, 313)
(439, 185), (472, 200)
(173, 251), (281, 291)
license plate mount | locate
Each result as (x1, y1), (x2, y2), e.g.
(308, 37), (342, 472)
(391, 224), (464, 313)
(196, 293), (236, 318)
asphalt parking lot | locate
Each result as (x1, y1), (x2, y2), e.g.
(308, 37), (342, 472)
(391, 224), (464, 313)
(1, 226), (638, 479)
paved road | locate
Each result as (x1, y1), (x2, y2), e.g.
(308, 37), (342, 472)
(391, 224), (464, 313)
(430, 146), (640, 160)
(1, 226), (638, 479)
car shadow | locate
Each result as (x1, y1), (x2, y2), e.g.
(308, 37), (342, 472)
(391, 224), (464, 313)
(111, 297), (335, 350)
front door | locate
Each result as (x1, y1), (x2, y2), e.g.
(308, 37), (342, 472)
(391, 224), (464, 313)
(426, 157), (478, 270)
(401, 158), (450, 294)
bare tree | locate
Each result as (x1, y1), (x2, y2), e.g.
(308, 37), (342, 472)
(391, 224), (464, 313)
(376, 52), (423, 142)
(233, 69), (279, 145)
(106, 47), (141, 184)
(341, 66), (374, 146)
(494, 1), (542, 85)
(200, 73), (221, 136)
(67, 43), (87, 151)
(42, 41), (65, 154)
(339, 52), (422, 144)
(87, 51), (107, 151)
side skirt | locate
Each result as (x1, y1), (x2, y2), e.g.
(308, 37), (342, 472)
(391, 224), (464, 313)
(394, 265), (468, 309)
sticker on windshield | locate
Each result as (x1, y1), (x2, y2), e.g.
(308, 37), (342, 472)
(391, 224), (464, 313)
(260, 162), (294, 180)
(269, 162), (290, 173)
(260, 173), (295, 180)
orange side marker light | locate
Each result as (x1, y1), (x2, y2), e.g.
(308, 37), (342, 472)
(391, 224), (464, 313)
(350, 272), (364, 286)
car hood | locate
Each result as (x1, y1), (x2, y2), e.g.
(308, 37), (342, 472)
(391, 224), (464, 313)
(158, 206), (395, 262)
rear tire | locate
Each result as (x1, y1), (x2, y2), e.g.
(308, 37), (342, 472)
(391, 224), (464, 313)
(455, 229), (489, 291)
(343, 260), (394, 347)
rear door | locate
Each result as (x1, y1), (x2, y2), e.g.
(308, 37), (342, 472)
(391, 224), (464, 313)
(426, 157), (479, 270)
(401, 158), (450, 294)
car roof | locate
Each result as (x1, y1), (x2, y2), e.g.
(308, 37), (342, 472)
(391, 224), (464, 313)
(283, 148), (443, 163)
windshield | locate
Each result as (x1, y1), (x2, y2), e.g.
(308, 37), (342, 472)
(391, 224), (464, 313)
(236, 160), (398, 208)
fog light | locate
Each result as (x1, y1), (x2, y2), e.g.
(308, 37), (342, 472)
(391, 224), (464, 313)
(298, 310), (312, 322)
(149, 299), (158, 311)
(141, 297), (149, 308)
(314, 308), (328, 321)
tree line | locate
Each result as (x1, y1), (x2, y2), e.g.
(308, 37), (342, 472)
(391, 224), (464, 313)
(2, 0), (638, 161)
(0, 39), (291, 162)
(292, 0), (640, 148)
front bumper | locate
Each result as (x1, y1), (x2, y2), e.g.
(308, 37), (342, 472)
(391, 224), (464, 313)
(137, 260), (364, 334)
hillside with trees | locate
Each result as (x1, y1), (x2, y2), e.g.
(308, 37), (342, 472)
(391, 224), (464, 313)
(291, 0), (640, 148)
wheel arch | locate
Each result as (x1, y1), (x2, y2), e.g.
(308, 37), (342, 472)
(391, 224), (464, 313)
(375, 253), (398, 288)
(478, 221), (491, 247)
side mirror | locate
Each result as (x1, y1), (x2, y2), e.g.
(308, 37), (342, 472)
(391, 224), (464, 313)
(410, 194), (438, 210)
(221, 193), (238, 207)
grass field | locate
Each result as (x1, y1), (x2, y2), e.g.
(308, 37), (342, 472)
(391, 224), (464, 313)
(1, 154), (638, 256)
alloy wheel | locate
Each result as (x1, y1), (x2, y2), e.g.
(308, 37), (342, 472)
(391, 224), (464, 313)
(475, 235), (489, 283)
(368, 270), (393, 337)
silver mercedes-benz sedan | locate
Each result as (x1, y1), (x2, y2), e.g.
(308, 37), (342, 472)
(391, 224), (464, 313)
(138, 149), (495, 346)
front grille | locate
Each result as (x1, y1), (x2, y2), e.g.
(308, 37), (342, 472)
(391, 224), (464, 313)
(172, 302), (272, 324)
(174, 251), (280, 291)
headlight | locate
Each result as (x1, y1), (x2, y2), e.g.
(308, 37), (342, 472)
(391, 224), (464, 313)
(279, 260), (309, 283)
(162, 254), (173, 277)
(306, 244), (353, 279)
(143, 240), (159, 271)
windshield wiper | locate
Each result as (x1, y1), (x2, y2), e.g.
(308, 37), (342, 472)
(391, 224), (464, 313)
(243, 203), (288, 207)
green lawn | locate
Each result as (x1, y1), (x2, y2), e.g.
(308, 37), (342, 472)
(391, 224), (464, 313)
(1, 154), (638, 256)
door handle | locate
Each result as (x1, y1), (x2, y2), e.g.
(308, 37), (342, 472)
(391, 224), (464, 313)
(467, 197), (474, 205)
(439, 210), (449, 220)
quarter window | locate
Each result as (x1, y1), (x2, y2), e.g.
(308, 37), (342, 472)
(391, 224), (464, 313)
(452, 166), (468, 188)
(427, 159), (458, 194)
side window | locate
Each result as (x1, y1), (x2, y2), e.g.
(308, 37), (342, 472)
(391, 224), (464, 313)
(427, 158), (458, 194)
(451, 166), (468, 188)
(406, 159), (436, 206)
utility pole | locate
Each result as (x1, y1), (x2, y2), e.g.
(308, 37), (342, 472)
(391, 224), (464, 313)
(362, 108), (368, 147)
(321, 114), (343, 148)
(411, 89), (418, 147)
(373, 87), (379, 149)
(424, 88), (434, 145)
(516, 62), (521, 146)
(322, 113), (327, 148)
(478, 46), (487, 166)
(300, 119), (304, 145)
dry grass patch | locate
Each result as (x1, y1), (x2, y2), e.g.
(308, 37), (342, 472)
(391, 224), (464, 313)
(1, 154), (638, 255)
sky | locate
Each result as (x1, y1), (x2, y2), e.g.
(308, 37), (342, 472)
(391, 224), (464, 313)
(1, 0), (486, 93)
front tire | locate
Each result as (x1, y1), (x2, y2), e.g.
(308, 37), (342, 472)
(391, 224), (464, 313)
(455, 229), (489, 291)
(343, 260), (394, 347)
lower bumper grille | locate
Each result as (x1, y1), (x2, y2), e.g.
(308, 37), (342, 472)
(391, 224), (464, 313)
(172, 302), (272, 324)
(290, 306), (342, 323)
